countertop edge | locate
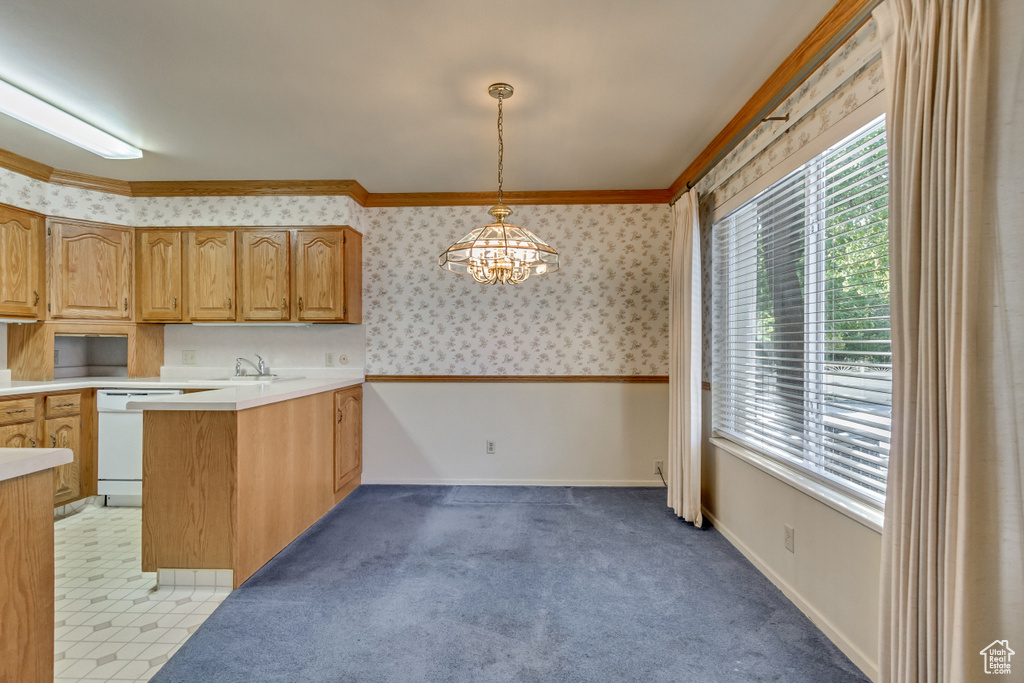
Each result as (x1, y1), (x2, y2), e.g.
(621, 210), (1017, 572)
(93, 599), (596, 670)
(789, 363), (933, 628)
(126, 377), (364, 412)
(0, 448), (73, 483)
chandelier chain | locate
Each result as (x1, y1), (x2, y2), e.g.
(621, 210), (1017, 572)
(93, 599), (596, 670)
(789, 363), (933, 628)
(497, 93), (503, 207)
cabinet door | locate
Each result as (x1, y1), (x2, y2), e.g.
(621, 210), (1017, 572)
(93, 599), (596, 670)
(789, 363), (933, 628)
(47, 416), (81, 505)
(0, 205), (43, 318)
(187, 230), (236, 321)
(334, 387), (362, 491)
(0, 421), (38, 448)
(238, 231), (290, 321)
(137, 230), (182, 321)
(50, 221), (133, 320)
(295, 230), (344, 321)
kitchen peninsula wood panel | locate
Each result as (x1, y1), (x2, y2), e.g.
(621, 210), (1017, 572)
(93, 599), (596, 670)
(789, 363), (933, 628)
(0, 468), (56, 683)
(142, 386), (362, 588)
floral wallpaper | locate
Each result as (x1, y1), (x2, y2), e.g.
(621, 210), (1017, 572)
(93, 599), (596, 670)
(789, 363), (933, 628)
(361, 204), (671, 375)
(0, 167), (671, 375)
(0, 167), (133, 223)
(133, 195), (356, 227)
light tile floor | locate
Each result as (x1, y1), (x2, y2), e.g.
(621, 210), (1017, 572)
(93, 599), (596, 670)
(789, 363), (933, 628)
(54, 505), (229, 683)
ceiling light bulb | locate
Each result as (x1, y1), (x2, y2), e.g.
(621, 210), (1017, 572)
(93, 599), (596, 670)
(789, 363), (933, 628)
(0, 79), (143, 159)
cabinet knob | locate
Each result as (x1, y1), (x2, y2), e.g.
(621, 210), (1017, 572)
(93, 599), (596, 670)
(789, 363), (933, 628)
(29, 437), (36, 447)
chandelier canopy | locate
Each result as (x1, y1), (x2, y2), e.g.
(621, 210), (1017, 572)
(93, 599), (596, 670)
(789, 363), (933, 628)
(439, 83), (559, 285)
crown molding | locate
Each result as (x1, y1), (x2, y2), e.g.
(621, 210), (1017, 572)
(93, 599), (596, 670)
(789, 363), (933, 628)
(0, 149), (671, 205)
(129, 179), (370, 201)
(667, 0), (880, 201)
(49, 169), (133, 196)
(362, 189), (671, 208)
(0, 148), (54, 182)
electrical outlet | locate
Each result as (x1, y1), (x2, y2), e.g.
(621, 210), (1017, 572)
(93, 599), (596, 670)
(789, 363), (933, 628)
(337, 354), (349, 365)
(325, 352), (334, 367)
(653, 460), (664, 476)
(486, 440), (496, 455)
(182, 350), (197, 365)
(784, 524), (795, 553)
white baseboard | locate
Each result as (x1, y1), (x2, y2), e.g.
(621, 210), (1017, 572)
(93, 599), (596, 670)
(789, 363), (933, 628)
(361, 477), (665, 487)
(702, 506), (879, 682)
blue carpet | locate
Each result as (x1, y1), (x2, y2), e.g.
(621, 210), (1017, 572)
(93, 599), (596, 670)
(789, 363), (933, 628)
(152, 485), (869, 682)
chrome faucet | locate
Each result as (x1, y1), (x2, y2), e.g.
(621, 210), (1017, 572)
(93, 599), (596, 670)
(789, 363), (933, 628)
(235, 355), (269, 377)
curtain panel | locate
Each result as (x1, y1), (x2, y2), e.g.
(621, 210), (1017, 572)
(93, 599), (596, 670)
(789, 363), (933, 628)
(668, 189), (702, 525)
(877, 0), (1024, 680)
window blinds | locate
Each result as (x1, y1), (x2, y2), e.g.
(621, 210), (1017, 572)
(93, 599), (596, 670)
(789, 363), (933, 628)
(712, 116), (890, 505)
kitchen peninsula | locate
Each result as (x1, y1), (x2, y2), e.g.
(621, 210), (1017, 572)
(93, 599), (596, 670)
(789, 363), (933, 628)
(136, 378), (363, 589)
(0, 447), (72, 683)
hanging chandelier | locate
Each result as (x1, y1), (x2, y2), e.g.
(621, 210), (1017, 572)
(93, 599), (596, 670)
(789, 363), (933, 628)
(439, 83), (559, 285)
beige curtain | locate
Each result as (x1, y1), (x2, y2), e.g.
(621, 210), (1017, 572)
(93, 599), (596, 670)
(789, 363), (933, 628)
(877, 0), (1024, 680)
(668, 189), (702, 525)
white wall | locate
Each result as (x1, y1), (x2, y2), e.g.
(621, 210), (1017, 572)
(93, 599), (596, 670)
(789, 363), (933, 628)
(161, 324), (366, 375)
(363, 382), (668, 486)
(699, 392), (881, 681)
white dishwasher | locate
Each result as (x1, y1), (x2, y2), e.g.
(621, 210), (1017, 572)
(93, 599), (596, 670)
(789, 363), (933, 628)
(97, 388), (182, 506)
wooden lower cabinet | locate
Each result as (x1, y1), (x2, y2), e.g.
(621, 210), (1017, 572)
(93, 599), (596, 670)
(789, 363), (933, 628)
(0, 392), (87, 506)
(334, 386), (362, 491)
(47, 416), (82, 505)
(0, 421), (37, 448)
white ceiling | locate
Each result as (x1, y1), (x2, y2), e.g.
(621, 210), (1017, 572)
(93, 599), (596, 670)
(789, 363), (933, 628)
(0, 0), (836, 192)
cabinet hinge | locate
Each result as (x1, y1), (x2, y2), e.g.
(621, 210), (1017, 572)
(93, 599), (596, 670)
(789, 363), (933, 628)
(343, 234), (346, 245)
(47, 303), (51, 312)
(343, 305), (346, 316)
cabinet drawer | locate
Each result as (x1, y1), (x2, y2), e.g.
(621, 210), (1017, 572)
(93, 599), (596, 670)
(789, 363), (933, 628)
(0, 398), (36, 425)
(45, 394), (81, 418)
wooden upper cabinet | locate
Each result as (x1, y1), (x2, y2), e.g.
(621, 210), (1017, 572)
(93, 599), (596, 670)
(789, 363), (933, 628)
(0, 204), (44, 319)
(294, 230), (344, 321)
(136, 230), (182, 322)
(49, 220), (132, 320)
(238, 231), (290, 321)
(187, 230), (235, 321)
(293, 227), (361, 323)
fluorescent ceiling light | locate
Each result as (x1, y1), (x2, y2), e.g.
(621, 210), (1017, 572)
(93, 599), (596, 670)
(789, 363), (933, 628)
(0, 79), (142, 159)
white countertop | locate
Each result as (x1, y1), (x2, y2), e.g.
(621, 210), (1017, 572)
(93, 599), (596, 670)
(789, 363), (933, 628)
(0, 373), (364, 411)
(126, 377), (363, 411)
(0, 448), (73, 483)
(0, 376), (253, 397)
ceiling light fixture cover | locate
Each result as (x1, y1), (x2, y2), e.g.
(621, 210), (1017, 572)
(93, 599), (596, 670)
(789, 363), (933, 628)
(0, 79), (143, 159)
(439, 83), (558, 284)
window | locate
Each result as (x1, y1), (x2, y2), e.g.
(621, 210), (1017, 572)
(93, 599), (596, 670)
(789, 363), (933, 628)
(712, 116), (890, 506)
